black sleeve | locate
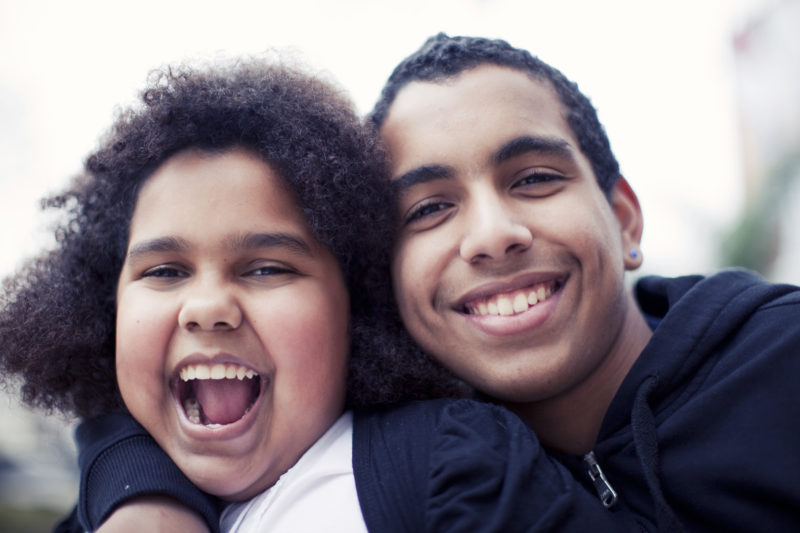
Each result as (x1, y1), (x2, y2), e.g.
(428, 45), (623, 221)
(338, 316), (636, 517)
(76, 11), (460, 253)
(74, 413), (222, 532)
(355, 399), (648, 533)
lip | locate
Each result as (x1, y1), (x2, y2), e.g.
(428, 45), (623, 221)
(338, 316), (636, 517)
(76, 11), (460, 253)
(170, 352), (269, 442)
(454, 271), (567, 310)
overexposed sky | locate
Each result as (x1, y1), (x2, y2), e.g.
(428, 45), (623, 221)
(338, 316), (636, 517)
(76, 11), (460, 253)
(0, 0), (769, 280)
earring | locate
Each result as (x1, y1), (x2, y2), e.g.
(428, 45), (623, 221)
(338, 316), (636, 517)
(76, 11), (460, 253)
(629, 248), (639, 259)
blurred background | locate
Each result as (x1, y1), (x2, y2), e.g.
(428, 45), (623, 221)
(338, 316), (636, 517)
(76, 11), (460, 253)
(1, 0), (799, 530)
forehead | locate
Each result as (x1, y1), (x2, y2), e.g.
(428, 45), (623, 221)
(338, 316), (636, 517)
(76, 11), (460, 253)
(131, 149), (309, 237)
(380, 65), (578, 176)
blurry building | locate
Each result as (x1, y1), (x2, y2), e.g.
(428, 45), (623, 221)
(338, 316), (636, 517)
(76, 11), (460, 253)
(724, 0), (800, 283)
(0, 388), (77, 527)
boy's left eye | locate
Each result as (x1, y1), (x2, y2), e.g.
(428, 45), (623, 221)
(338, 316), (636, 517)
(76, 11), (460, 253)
(246, 265), (296, 277)
(510, 171), (566, 196)
(512, 171), (563, 187)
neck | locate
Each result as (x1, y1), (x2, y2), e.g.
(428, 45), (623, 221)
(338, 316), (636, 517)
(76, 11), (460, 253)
(506, 291), (652, 455)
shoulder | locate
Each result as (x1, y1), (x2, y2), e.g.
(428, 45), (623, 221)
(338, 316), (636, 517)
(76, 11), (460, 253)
(637, 269), (800, 314)
(353, 399), (547, 490)
(635, 270), (800, 420)
(354, 398), (528, 443)
(352, 400), (551, 533)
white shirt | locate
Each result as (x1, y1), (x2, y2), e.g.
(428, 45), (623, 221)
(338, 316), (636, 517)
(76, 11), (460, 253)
(220, 411), (367, 532)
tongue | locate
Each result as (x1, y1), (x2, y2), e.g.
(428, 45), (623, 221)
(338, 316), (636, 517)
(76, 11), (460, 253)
(194, 378), (255, 425)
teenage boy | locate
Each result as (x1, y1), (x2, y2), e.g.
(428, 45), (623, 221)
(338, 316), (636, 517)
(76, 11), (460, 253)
(368, 33), (800, 532)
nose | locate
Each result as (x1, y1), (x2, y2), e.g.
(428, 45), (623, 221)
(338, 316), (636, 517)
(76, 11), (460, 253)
(459, 191), (533, 263)
(178, 279), (243, 332)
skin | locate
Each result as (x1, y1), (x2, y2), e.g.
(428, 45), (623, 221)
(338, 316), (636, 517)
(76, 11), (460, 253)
(98, 496), (209, 533)
(380, 65), (653, 454)
(115, 148), (350, 501)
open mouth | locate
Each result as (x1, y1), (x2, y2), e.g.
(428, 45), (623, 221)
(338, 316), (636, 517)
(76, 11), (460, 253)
(462, 279), (563, 317)
(176, 363), (262, 427)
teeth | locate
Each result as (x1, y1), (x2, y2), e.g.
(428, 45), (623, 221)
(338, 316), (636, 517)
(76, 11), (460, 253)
(210, 364), (226, 379)
(513, 293), (528, 313)
(184, 398), (201, 424)
(466, 282), (556, 317)
(180, 363), (259, 382)
(497, 297), (514, 316)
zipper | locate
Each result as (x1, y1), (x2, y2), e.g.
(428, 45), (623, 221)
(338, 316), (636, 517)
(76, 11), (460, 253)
(584, 451), (618, 508)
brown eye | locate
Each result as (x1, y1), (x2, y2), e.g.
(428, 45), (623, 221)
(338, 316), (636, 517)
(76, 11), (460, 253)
(247, 265), (296, 277)
(406, 201), (453, 225)
(142, 265), (186, 278)
(513, 172), (563, 187)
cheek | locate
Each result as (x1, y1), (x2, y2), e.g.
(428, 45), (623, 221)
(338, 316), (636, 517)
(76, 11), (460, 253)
(392, 237), (414, 280)
(115, 292), (171, 408)
(391, 250), (426, 333)
(271, 328), (348, 422)
(392, 236), (439, 309)
(553, 198), (624, 273)
(262, 289), (350, 397)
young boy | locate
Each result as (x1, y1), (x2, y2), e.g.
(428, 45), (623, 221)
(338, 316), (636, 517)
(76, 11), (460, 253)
(371, 33), (800, 531)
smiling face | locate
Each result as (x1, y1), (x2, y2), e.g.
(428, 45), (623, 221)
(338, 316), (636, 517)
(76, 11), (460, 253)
(115, 148), (349, 501)
(380, 65), (648, 408)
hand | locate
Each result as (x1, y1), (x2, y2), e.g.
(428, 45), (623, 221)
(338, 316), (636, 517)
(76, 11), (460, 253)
(95, 496), (211, 532)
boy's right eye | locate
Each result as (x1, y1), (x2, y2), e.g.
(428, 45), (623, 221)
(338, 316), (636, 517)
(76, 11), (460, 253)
(405, 200), (453, 227)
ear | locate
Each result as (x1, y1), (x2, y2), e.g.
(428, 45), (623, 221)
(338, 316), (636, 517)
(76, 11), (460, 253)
(610, 175), (644, 271)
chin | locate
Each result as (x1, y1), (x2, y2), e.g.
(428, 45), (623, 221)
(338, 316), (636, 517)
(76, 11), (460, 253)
(181, 456), (265, 501)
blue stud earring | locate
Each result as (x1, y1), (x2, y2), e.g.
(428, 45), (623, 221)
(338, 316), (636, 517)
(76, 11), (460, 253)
(629, 249), (639, 259)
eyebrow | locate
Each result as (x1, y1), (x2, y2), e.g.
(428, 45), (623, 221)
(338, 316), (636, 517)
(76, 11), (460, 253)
(126, 232), (312, 261)
(391, 164), (453, 194)
(492, 135), (574, 166)
(232, 232), (311, 255)
(126, 236), (189, 260)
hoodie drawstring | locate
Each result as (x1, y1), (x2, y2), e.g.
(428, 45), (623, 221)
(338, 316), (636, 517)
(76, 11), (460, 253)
(631, 376), (686, 532)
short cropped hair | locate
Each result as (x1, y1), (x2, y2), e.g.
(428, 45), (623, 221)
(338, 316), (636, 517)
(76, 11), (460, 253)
(370, 33), (620, 196)
(0, 58), (468, 419)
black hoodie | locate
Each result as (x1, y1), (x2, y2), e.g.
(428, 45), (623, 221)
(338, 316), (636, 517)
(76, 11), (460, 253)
(561, 269), (800, 531)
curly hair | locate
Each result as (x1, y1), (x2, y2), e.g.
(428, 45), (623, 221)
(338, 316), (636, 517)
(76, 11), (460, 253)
(369, 33), (620, 197)
(0, 58), (469, 420)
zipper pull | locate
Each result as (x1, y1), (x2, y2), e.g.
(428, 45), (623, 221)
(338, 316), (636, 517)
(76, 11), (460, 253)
(584, 451), (618, 508)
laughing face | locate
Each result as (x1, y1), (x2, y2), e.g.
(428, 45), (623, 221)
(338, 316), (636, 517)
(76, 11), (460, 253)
(380, 65), (648, 407)
(115, 148), (349, 501)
